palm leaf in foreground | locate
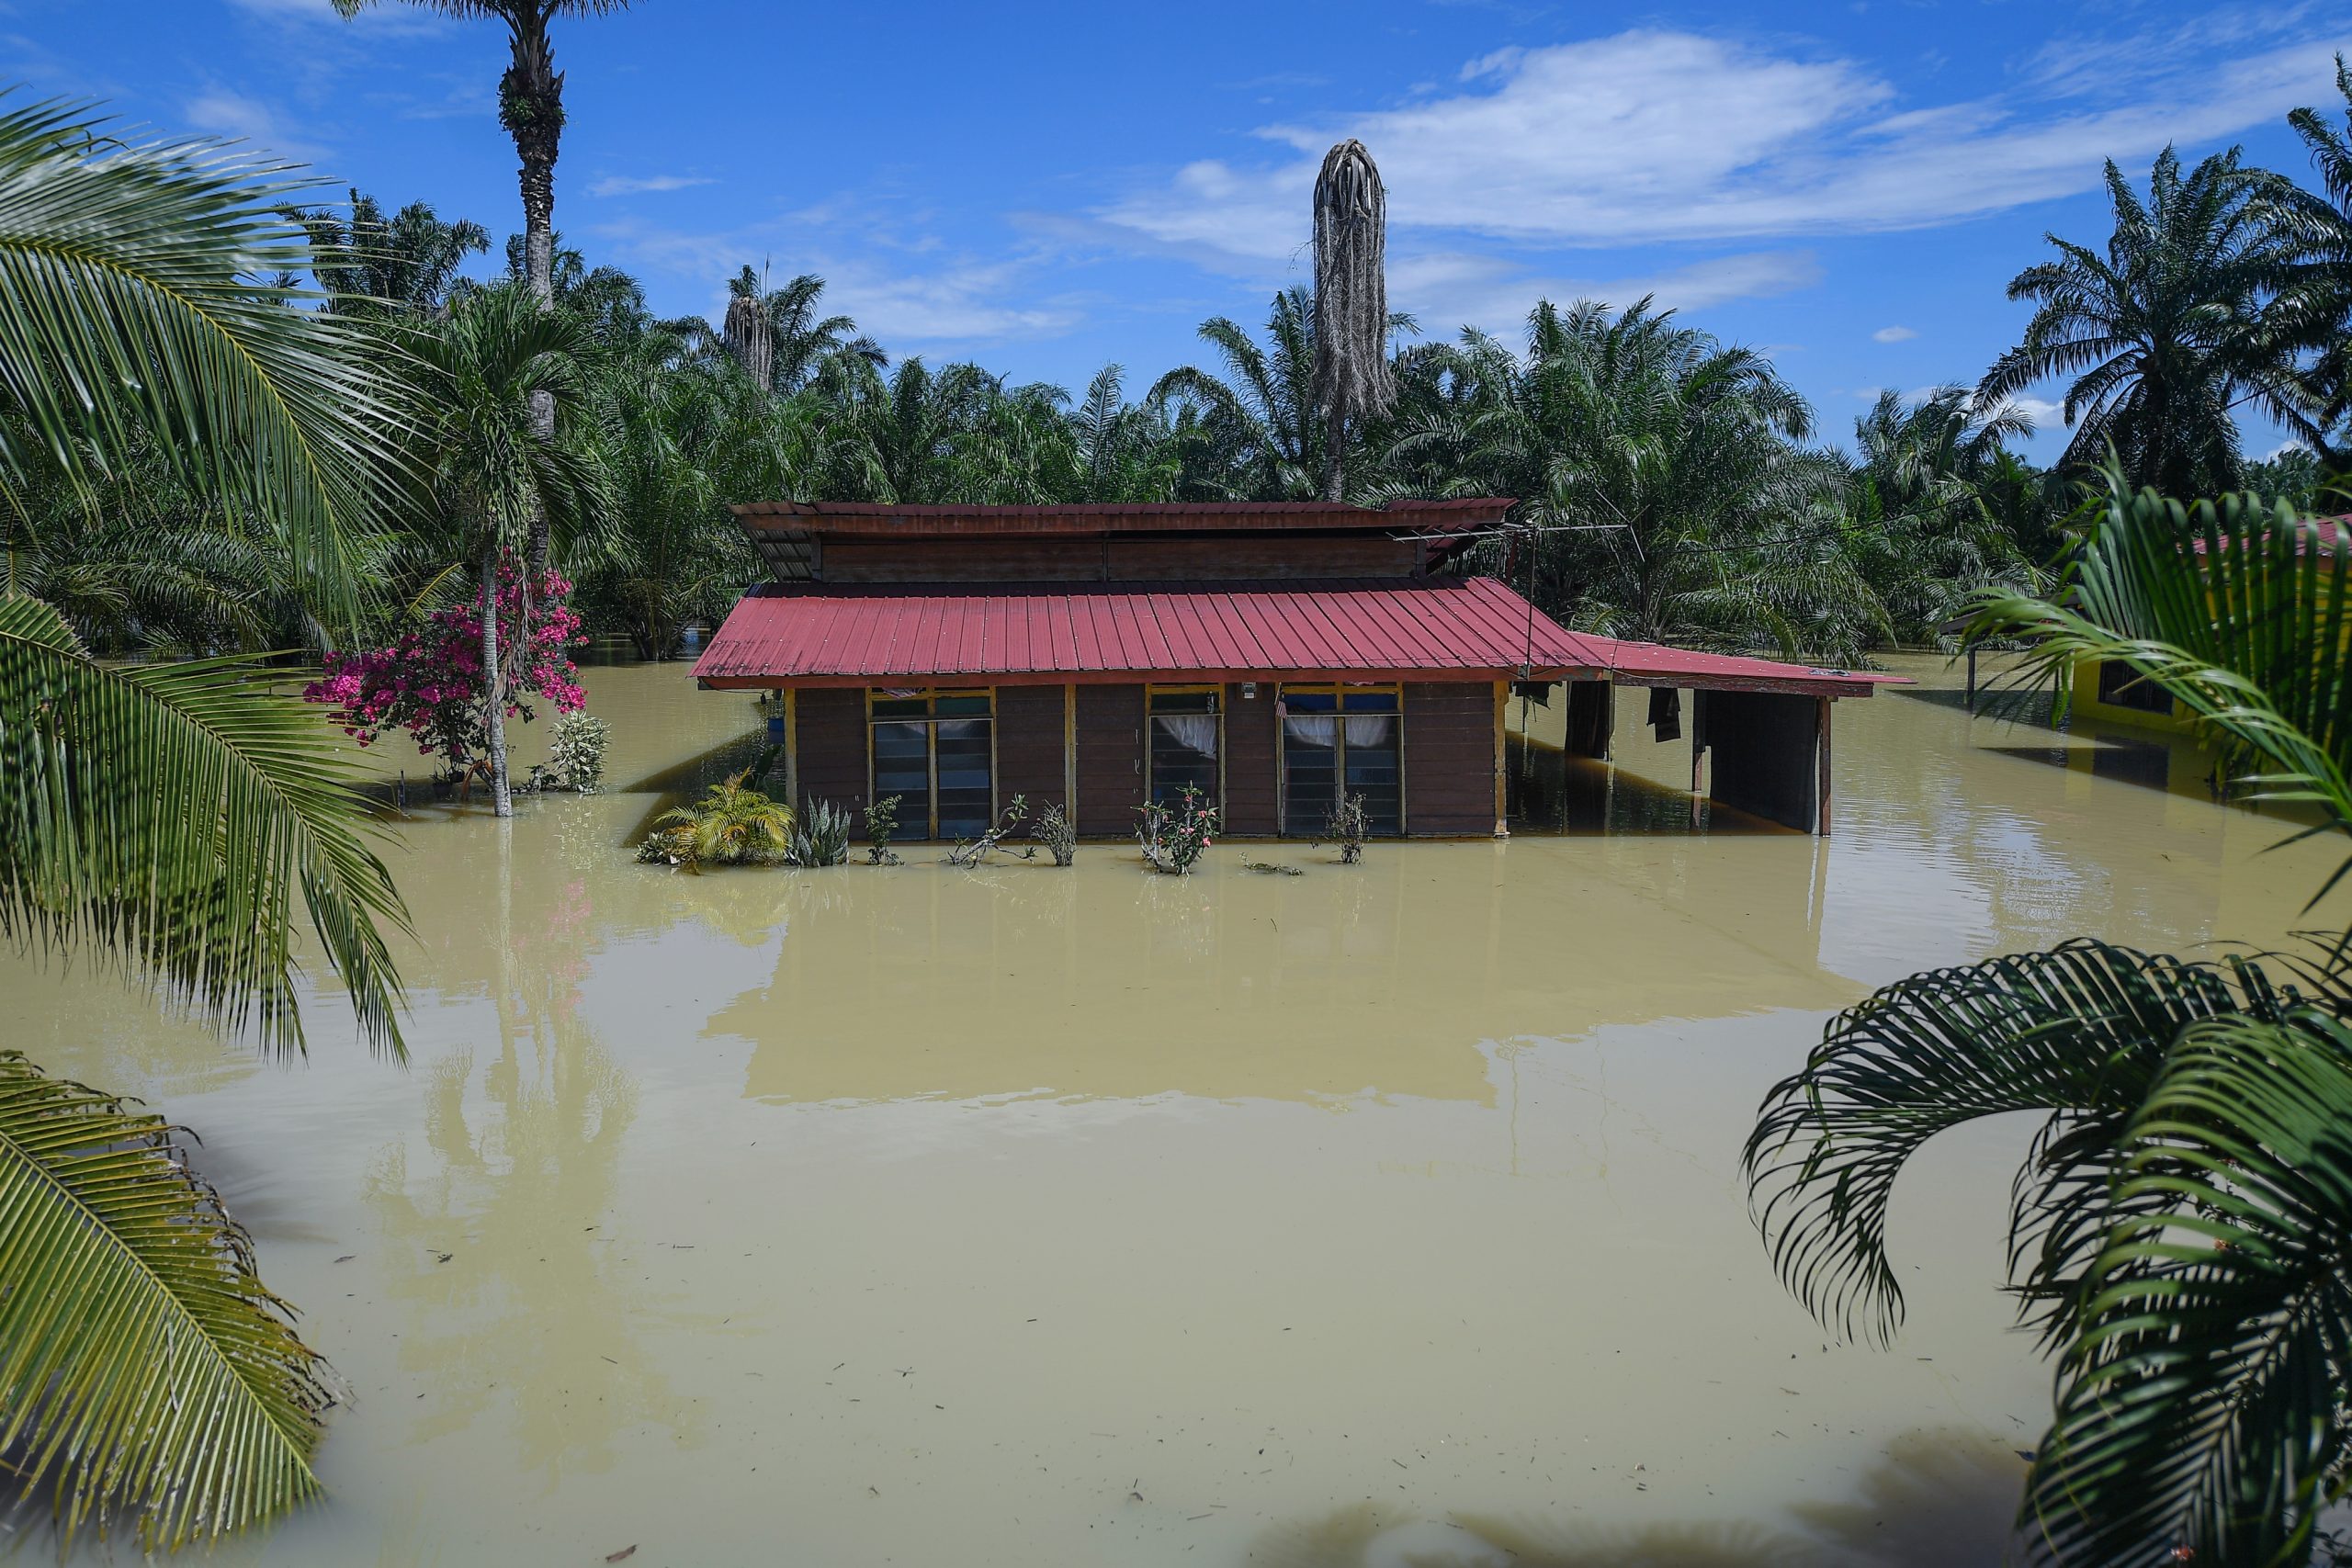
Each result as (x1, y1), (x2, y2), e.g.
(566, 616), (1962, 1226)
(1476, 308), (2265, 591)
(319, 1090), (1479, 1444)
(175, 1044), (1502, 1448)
(1743, 940), (2301, 1348)
(2026, 1012), (2352, 1566)
(0, 594), (409, 1058)
(0, 1050), (329, 1551)
(0, 96), (413, 635)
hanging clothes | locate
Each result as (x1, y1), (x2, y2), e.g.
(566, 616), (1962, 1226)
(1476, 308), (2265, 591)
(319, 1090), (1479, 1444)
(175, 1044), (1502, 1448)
(1648, 686), (1682, 743)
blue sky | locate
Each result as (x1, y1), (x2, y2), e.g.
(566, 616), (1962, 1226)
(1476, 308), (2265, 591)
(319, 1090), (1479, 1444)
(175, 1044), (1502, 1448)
(10, 0), (2352, 461)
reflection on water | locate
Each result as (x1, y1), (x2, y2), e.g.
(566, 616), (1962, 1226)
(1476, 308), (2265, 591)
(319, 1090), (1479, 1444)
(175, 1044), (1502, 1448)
(1250, 1429), (2026, 1567)
(0, 653), (2327, 1565)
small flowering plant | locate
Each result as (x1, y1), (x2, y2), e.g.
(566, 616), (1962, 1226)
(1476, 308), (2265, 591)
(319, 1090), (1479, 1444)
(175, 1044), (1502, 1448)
(1136, 786), (1217, 875)
(304, 554), (588, 781)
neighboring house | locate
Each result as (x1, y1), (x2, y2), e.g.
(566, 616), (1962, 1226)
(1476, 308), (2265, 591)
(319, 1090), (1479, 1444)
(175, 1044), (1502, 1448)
(2067, 515), (2349, 737)
(692, 499), (1896, 840)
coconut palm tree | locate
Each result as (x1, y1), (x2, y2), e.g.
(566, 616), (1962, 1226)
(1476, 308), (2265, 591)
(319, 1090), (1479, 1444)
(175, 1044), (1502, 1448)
(1748, 467), (2352, 1562)
(397, 283), (605, 815)
(333, 0), (631, 578)
(1978, 146), (2301, 496)
(0, 96), (414, 1547)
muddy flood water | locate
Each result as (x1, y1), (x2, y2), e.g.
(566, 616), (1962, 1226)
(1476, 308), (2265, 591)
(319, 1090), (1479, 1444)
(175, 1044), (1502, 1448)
(5, 653), (2333, 1567)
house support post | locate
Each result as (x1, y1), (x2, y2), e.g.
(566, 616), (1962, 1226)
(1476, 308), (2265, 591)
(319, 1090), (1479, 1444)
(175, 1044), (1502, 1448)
(1493, 679), (1510, 837)
(784, 686), (799, 808)
(1815, 695), (1833, 837)
(1063, 683), (1078, 834)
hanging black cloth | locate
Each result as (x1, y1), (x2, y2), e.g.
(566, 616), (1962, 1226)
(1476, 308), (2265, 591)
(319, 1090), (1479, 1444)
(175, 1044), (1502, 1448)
(1647, 685), (1681, 743)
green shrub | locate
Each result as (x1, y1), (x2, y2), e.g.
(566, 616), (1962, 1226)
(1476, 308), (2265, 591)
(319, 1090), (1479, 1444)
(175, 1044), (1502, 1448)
(636, 773), (792, 870)
(792, 797), (852, 866)
(548, 712), (610, 793)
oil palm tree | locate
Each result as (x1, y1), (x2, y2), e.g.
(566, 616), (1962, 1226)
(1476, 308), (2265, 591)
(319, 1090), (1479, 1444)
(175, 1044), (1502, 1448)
(0, 96), (413, 1547)
(1407, 297), (1872, 660)
(1978, 146), (2301, 496)
(1150, 288), (1325, 501)
(1748, 467), (2352, 1562)
(718, 267), (885, 394)
(285, 187), (489, 316)
(397, 283), (605, 815)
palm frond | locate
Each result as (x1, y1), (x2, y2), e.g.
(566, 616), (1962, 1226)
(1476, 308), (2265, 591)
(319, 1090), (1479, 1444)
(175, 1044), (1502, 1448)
(1745, 940), (2298, 1347)
(2025, 1011), (2352, 1565)
(0, 1050), (330, 1551)
(0, 96), (414, 634)
(0, 595), (409, 1058)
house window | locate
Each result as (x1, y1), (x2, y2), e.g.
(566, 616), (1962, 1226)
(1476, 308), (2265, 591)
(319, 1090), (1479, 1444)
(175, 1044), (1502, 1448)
(1148, 687), (1222, 810)
(868, 689), (994, 840)
(2096, 660), (2171, 715)
(1280, 685), (1403, 836)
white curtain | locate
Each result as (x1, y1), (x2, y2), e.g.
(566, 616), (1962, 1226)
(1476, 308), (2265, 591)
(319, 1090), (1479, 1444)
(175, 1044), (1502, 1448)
(1342, 715), (1394, 749)
(1155, 715), (1219, 757)
(1283, 715), (1339, 749)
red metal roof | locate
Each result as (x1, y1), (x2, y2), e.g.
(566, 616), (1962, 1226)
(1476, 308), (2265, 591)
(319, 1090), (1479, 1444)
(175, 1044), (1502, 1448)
(729, 497), (1515, 537)
(692, 577), (1901, 695)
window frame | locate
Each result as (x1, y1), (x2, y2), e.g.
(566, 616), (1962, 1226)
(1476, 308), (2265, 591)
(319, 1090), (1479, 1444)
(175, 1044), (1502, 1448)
(1274, 682), (1407, 836)
(1145, 683), (1227, 815)
(864, 686), (999, 840)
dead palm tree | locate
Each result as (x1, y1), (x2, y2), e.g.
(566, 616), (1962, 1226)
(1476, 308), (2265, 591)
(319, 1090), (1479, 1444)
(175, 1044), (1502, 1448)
(1312, 140), (1396, 502)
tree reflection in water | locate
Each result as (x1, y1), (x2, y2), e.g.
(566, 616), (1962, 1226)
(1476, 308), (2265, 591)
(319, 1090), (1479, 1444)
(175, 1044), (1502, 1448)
(1247, 1428), (2026, 1568)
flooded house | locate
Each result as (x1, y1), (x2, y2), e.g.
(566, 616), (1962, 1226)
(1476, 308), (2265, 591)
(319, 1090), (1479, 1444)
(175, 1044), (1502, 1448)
(692, 499), (1896, 840)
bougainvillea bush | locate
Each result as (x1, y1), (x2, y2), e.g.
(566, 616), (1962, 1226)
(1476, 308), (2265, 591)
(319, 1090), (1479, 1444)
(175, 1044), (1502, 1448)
(304, 555), (587, 781)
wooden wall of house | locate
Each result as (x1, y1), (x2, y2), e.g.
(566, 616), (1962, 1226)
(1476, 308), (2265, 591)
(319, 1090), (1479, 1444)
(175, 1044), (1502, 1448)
(1702, 689), (1821, 832)
(996, 685), (1069, 820)
(794, 687), (869, 834)
(817, 534), (1419, 584)
(1223, 682), (1280, 835)
(1075, 683), (1144, 833)
(1403, 682), (1498, 836)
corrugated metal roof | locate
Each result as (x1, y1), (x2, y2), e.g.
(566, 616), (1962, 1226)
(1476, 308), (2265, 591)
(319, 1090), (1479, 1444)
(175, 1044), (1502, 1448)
(691, 577), (1903, 695)
(729, 497), (1515, 536)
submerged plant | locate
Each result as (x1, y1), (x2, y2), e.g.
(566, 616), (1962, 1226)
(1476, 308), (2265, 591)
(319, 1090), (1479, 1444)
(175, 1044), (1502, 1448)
(1137, 787), (1217, 874)
(1035, 801), (1078, 866)
(791, 796), (852, 866)
(864, 795), (903, 865)
(945, 795), (1033, 868)
(637, 772), (792, 870)
(547, 711), (610, 793)
(1240, 859), (1304, 876)
(1321, 793), (1370, 863)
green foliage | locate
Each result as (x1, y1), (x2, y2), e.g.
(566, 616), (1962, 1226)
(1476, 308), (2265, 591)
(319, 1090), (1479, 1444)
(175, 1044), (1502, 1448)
(1034, 801), (1078, 866)
(0, 96), (415, 637)
(0, 595), (409, 1060)
(864, 794), (903, 865)
(1978, 147), (2300, 497)
(637, 771), (793, 870)
(1320, 792), (1370, 864)
(1754, 468), (2352, 1560)
(546, 709), (608, 792)
(790, 795), (851, 867)
(1137, 786), (1216, 874)
(0, 1051), (333, 1551)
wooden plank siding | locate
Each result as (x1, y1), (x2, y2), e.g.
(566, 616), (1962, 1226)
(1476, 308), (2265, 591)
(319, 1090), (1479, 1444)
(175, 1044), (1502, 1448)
(1222, 682), (1280, 836)
(994, 683), (1069, 820)
(1402, 682), (1499, 836)
(794, 687), (869, 834)
(1075, 683), (1145, 836)
(819, 534), (1420, 583)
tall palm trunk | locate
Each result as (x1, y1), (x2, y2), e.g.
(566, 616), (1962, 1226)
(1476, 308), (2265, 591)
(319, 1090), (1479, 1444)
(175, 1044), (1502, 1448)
(1311, 140), (1395, 505)
(480, 540), (513, 818)
(503, 17), (560, 579)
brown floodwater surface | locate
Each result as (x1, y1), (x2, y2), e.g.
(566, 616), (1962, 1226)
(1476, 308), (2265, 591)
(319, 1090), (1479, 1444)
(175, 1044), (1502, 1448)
(1, 654), (2329, 1566)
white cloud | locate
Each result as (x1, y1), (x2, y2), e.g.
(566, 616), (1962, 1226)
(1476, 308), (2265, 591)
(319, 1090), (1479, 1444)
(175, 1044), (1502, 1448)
(589, 174), (717, 198)
(1098, 24), (2352, 266)
(589, 218), (1082, 348)
(1393, 248), (1822, 331)
(1872, 325), (1917, 343)
(181, 87), (328, 163)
